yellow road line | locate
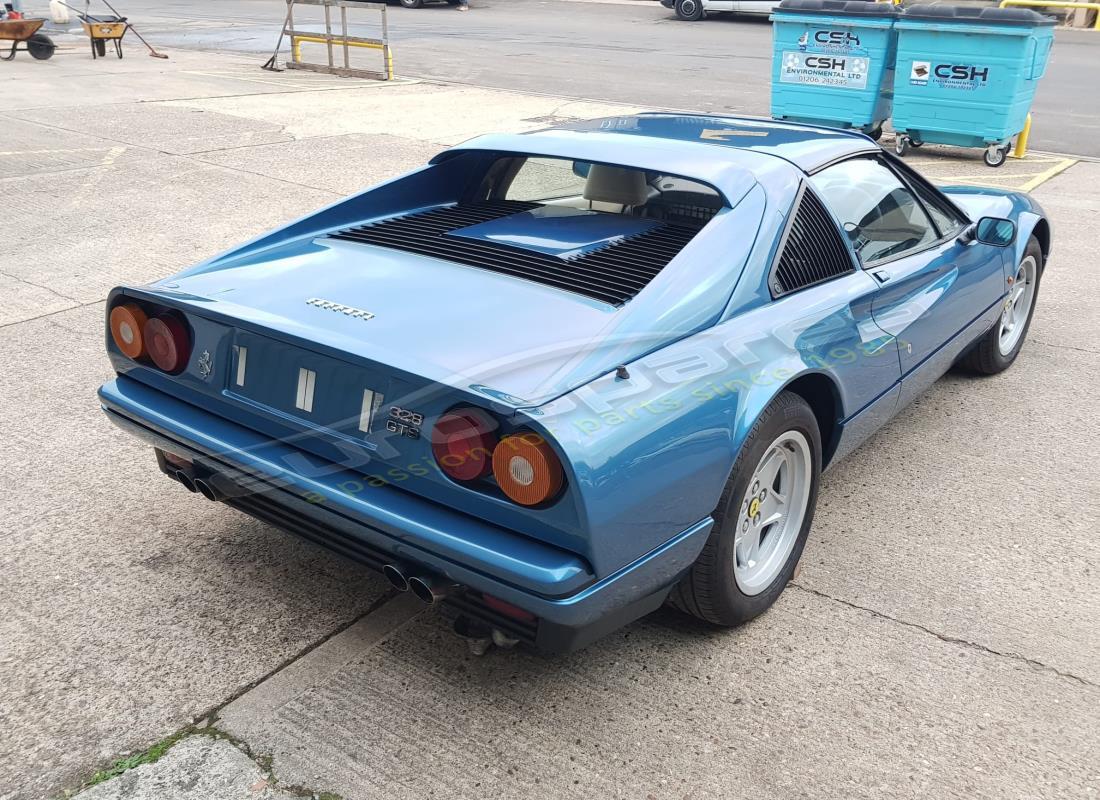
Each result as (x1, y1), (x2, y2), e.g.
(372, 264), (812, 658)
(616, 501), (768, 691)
(932, 171), (1048, 183)
(1018, 158), (1077, 192)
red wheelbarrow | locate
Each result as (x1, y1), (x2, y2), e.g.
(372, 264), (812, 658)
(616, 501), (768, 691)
(0, 18), (56, 60)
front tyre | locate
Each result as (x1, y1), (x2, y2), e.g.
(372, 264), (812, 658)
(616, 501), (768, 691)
(959, 235), (1043, 374)
(670, 391), (821, 626)
(675, 0), (706, 20)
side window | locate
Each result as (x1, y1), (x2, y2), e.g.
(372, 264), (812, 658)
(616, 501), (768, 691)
(810, 158), (938, 264)
(912, 181), (967, 238)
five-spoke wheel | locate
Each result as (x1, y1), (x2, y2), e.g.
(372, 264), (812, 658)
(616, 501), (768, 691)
(671, 391), (821, 626)
(998, 253), (1037, 356)
(734, 431), (812, 596)
(960, 234), (1044, 374)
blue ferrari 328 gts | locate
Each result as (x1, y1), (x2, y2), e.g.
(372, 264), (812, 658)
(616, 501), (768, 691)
(100, 114), (1050, 653)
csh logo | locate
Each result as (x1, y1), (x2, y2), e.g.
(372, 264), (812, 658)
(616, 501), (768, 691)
(814, 30), (860, 47)
(805, 56), (847, 70)
(934, 64), (990, 82)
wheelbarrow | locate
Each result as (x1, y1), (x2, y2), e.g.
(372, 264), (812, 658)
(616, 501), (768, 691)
(80, 14), (126, 59)
(0, 18), (56, 60)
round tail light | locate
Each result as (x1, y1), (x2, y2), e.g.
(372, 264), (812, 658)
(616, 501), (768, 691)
(492, 432), (564, 506)
(109, 303), (149, 360)
(431, 408), (498, 482)
(143, 314), (191, 374)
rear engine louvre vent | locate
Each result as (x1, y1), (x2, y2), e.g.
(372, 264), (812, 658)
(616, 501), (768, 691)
(772, 187), (854, 296)
(328, 200), (699, 305)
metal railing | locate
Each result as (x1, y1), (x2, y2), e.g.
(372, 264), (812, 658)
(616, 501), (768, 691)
(283, 0), (394, 80)
(998, 0), (1100, 29)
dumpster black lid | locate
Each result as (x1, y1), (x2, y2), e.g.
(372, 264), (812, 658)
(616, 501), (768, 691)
(902, 4), (1056, 25)
(776, 0), (902, 16)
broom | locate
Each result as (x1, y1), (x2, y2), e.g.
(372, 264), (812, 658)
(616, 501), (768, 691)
(99, 0), (168, 58)
(262, 3), (294, 71)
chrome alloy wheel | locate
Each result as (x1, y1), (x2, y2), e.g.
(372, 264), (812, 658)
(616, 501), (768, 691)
(998, 254), (1037, 356)
(734, 430), (812, 596)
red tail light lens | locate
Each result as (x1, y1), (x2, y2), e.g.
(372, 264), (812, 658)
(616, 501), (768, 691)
(492, 431), (564, 506)
(143, 314), (191, 374)
(431, 408), (498, 482)
(109, 303), (149, 360)
(481, 593), (537, 623)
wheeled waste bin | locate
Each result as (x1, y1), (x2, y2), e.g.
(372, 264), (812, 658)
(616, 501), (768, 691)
(892, 6), (1055, 167)
(770, 0), (901, 140)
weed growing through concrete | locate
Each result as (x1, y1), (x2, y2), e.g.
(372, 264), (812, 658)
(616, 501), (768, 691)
(64, 723), (345, 799)
(82, 727), (191, 788)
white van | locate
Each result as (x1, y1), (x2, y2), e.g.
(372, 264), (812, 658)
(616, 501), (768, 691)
(660, 0), (780, 20)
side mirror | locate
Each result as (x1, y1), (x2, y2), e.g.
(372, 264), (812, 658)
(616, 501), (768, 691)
(960, 216), (1016, 247)
(572, 160), (592, 179)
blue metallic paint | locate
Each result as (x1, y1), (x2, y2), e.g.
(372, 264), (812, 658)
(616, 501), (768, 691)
(449, 206), (661, 256)
(99, 114), (1048, 651)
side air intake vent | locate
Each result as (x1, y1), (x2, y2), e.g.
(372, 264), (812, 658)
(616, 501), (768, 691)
(328, 201), (700, 306)
(771, 187), (854, 296)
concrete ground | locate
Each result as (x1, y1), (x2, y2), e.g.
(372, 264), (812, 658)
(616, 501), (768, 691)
(1, 36), (1099, 800)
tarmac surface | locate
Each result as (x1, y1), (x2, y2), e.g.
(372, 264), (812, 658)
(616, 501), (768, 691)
(1, 40), (1099, 800)
(35, 0), (1100, 158)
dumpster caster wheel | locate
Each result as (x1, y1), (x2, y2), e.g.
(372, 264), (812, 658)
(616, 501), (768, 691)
(984, 145), (1009, 168)
(894, 135), (911, 157)
(868, 126), (883, 142)
(910, 138), (923, 148)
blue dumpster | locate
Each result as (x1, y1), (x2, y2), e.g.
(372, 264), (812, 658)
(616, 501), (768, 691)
(770, 0), (901, 140)
(892, 6), (1055, 167)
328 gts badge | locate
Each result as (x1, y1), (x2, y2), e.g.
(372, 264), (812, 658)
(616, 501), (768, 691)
(386, 406), (423, 439)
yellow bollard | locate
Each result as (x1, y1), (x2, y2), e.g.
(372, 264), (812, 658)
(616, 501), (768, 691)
(1012, 113), (1032, 159)
(290, 34), (394, 78)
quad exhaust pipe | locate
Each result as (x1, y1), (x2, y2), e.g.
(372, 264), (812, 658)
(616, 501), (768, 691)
(175, 468), (467, 606)
(174, 470), (198, 493)
(382, 563), (410, 593)
(382, 563), (459, 605)
(193, 477), (221, 502)
(173, 469), (246, 503)
(408, 574), (460, 604)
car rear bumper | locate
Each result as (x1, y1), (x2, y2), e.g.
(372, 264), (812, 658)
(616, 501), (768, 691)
(99, 376), (713, 652)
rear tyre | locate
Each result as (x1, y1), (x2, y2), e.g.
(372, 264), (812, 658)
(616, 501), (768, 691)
(399, 0), (424, 7)
(959, 235), (1042, 375)
(670, 392), (821, 626)
(675, 0), (706, 20)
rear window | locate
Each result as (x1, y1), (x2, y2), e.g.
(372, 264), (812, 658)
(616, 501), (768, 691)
(487, 155), (727, 228)
(505, 157), (588, 202)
